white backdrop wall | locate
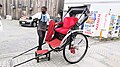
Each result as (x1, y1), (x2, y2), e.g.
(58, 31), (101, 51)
(64, 0), (120, 15)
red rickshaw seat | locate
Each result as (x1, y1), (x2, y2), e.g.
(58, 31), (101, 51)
(47, 39), (61, 48)
(55, 28), (69, 35)
(55, 17), (78, 34)
(45, 17), (78, 48)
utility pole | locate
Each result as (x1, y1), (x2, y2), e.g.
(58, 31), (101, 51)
(3, 0), (6, 17)
(15, 0), (19, 19)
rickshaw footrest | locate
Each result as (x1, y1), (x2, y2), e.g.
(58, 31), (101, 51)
(35, 49), (50, 62)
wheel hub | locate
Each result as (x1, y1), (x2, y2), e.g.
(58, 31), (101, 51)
(70, 46), (75, 54)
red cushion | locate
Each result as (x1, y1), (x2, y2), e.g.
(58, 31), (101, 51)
(47, 39), (61, 48)
(55, 27), (69, 34)
(55, 17), (78, 34)
(63, 17), (78, 29)
(36, 50), (49, 54)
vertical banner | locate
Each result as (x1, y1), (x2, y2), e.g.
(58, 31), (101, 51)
(101, 14), (111, 38)
(93, 13), (102, 36)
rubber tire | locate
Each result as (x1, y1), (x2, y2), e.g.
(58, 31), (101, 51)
(63, 32), (88, 64)
(32, 22), (37, 27)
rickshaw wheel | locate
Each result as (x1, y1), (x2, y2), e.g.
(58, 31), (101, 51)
(63, 32), (88, 64)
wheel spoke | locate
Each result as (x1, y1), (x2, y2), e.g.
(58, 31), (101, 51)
(78, 39), (83, 45)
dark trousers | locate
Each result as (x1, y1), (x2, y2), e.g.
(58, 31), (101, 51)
(37, 30), (46, 50)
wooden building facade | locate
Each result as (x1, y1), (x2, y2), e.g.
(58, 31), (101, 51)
(0, 0), (64, 19)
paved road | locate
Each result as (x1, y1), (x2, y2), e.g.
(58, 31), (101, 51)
(0, 20), (38, 54)
(0, 20), (120, 67)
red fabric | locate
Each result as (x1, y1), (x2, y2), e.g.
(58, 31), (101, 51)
(55, 17), (78, 34)
(45, 20), (55, 41)
(63, 17), (78, 29)
(58, 22), (63, 25)
(55, 27), (69, 34)
(47, 39), (61, 48)
(36, 49), (48, 54)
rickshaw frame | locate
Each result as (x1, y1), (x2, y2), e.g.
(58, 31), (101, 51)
(10, 5), (90, 67)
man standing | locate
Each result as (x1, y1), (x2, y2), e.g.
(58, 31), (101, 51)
(32, 6), (50, 50)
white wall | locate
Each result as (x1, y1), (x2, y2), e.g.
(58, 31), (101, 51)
(64, 0), (120, 15)
(64, 0), (120, 3)
(90, 3), (120, 15)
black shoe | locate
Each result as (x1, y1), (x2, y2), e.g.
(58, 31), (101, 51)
(37, 48), (42, 50)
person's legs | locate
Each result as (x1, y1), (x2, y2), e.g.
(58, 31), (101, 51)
(41, 31), (46, 42)
(37, 30), (46, 50)
(37, 30), (42, 50)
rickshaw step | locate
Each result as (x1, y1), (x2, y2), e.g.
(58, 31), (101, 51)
(47, 38), (61, 48)
(35, 49), (50, 63)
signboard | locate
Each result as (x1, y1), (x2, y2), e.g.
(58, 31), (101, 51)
(110, 15), (119, 37)
(83, 13), (120, 38)
(83, 12), (97, 36)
